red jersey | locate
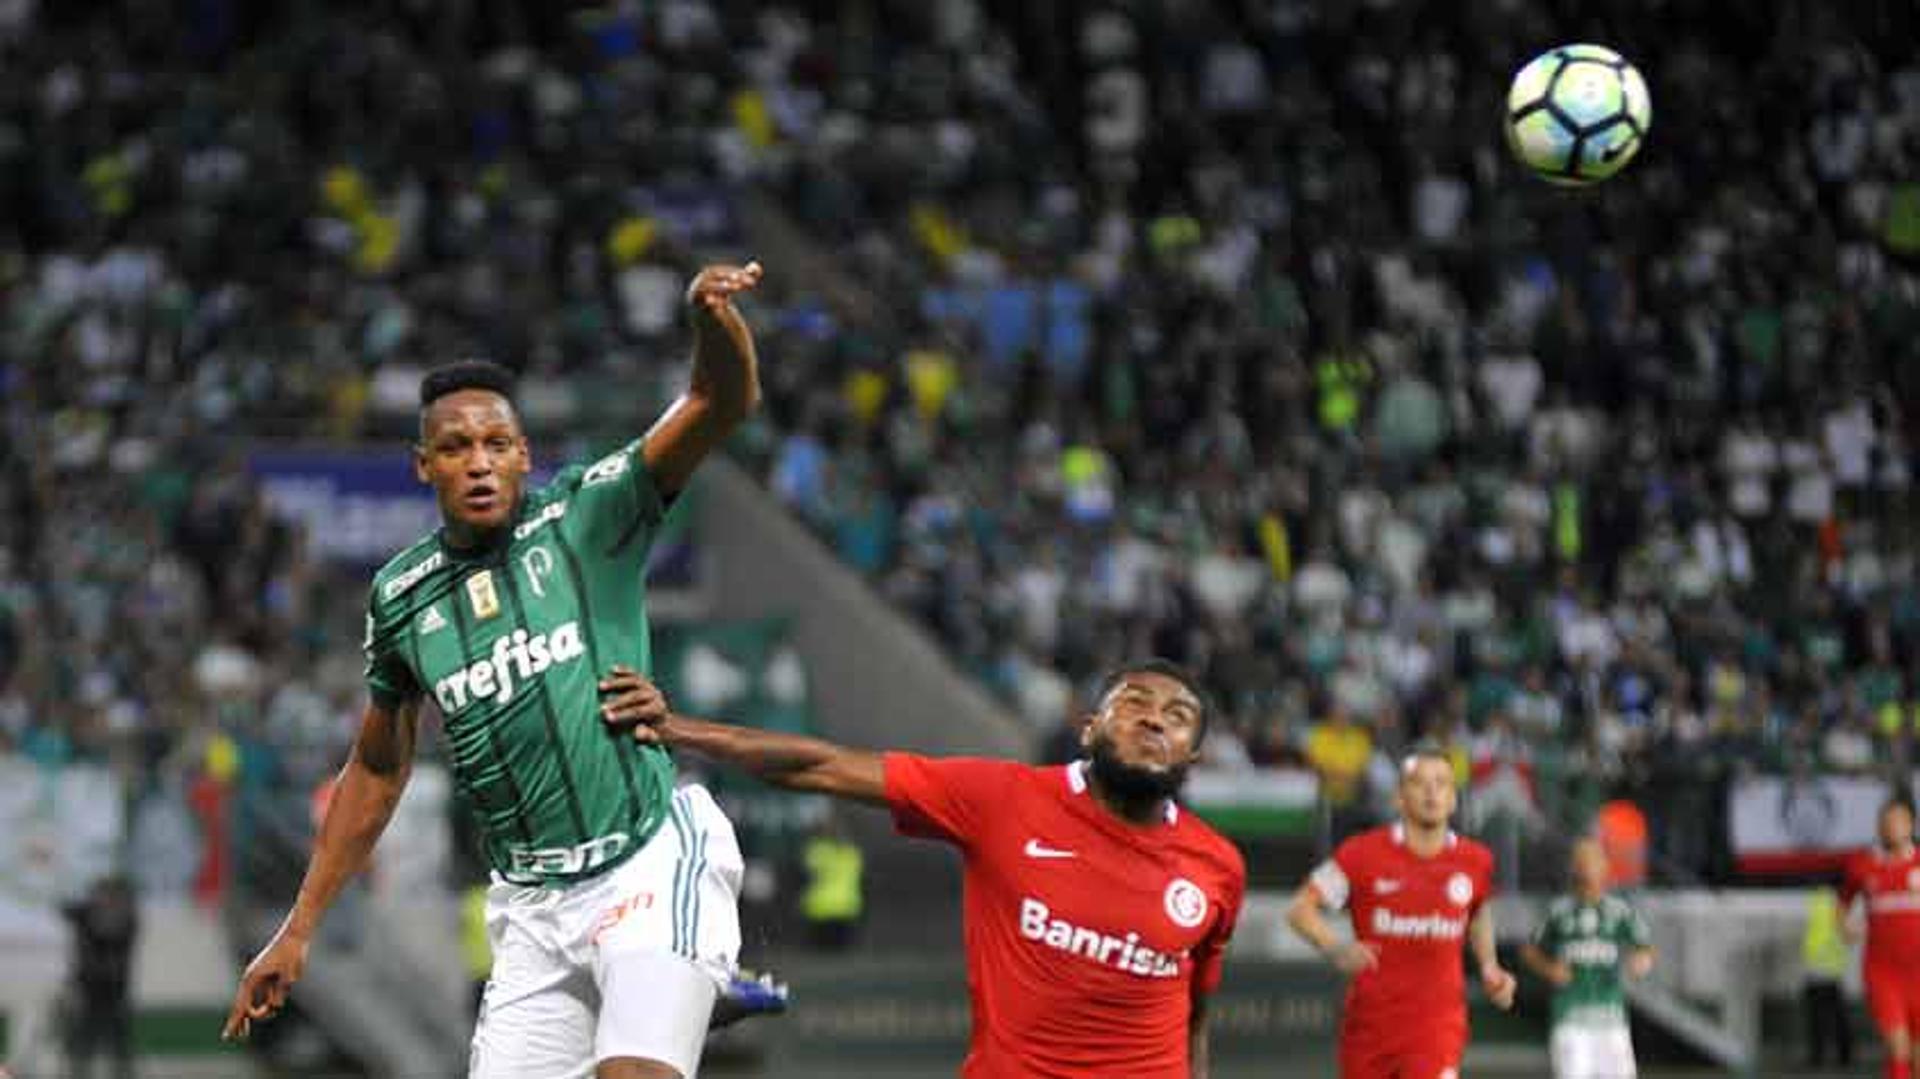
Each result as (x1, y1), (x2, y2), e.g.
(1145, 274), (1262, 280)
(883, 754), (1245, 1079)
(1841, 845), (1920, 970)
(1309, 824), (1495, 1040)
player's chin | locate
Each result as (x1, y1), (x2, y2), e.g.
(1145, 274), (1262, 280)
(448, 504), (510, 533)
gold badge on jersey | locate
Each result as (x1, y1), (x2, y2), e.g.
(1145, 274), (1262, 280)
(466, 569), (501, 620)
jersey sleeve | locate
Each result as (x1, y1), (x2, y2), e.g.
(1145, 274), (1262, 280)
(362, 599), (417, 710)
(1194, 852), (1247, 994)
(882, 753), (1018, 848)
(1307, 837), (1364, 911)
(550, 439), (668, 560)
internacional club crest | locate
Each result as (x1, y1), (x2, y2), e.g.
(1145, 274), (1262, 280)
(1446, 872), (1475, 907)
(1163, 878), (1208, 929)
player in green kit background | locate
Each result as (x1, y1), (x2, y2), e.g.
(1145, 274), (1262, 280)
(1522, 837), (1658, 1079)
(223, 261), (766, 1079)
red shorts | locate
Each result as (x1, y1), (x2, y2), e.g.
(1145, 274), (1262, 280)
(1339, 1013), (1466, 1079)
(1865, 962), (1920, 1037)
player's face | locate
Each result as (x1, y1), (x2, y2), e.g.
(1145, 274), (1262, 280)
(416, 390), (532, 536)
(1397, 757), (1456, 829)
(1881, 803), (1915, 849)
(1084, 672), (1204, 775)
(1571, 840), (1610, 893)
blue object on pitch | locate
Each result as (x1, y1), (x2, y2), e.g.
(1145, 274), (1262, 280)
(709, 970), (789, 1029)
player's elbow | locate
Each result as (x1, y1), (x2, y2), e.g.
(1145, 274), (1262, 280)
(1284, 890), (1320, 935)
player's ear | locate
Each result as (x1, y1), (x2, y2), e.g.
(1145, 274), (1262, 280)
(412, 443), (431, 484)
(1077, 714), (1097, 750)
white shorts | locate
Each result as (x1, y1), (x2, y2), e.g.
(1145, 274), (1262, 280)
(1550, 1022), (1637, 1079)
(470, 784), (743, 1079)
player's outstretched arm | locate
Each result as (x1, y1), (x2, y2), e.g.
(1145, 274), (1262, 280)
(1284, 883), (1378, 976)
(642, 261), (764, 498)
(222, 698), (421, 1040)
(1470, 905), (1518, 1010)
(599, 666), (886, 804)
(1187, 989), (1213, 1079)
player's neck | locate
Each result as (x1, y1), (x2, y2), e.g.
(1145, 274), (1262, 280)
(1886, 839), (1917, 860)
(1086, 774), (1171, 827)
(1400, 820), (1449, 857)
(1574, 884), (1606, 903)
(441, 513), (515, 553)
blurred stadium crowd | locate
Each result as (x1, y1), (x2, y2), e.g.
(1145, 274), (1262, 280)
(1, 0), (1919, 894)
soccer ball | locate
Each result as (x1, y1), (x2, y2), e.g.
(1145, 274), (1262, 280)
(1505, 44), (1651, 186)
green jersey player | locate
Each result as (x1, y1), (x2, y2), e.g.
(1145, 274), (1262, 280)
(1521, 838), (1658, 1079)
(225, 261), (766, 1079)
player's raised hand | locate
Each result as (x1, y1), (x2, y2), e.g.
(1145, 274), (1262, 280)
(222, 928), (310, 1040)
(685, 261), (763, 322)
(599, 665), (669, 743)
(1480, 962), (1518, 1010)
(1329, 941), (1380, 977)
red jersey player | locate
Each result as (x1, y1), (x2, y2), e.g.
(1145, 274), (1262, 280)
(1840, 795), (1920, 1079)
(1286, 748), (1517, 1078)
(598, 659), (1246, 1078)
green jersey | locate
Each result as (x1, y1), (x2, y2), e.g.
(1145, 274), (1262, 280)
(363, 440), (675, 887)
(1532, 892), (1652, 1028)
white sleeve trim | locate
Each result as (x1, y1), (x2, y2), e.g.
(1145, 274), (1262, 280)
(1309, 859), (1350, 911)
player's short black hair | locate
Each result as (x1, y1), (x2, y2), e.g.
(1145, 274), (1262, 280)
(1884, 791), (1917, 820)
(419, 360), (517, 411)
(1096, 659), (1210, 741)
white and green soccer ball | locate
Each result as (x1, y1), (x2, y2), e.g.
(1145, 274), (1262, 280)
(1505, 43), (1651, 186)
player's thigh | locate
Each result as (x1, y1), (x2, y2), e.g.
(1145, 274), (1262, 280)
(1867, 967), (1915, 1043)
(583, 785), (744, 984)
(1401, 1048), (1464, 1079)
(595, 948), (719, 1077)
(471, 894), (597, 1079)
(1553, 1024), (1636, 1079)
(580, 787), (743, 1070)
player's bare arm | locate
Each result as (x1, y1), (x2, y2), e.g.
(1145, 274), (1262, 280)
(1469, 904), (1518, 1010)
(599, 666), (886, 804)
(642, 261), (764, 497)
(1285, 882), (1378, 976)
(1625, 944), (1657, 979)
(222, 697), (421, 1040)
(1519, 940), (1573, 987)
(1188, 987), (1213, 1079)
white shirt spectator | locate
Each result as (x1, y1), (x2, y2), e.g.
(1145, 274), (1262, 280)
(1783, 437), (1835, 522)
(1720, 426), (1779, 517)
(1190, 547), (1266, 620)
(1294, 556), (1353, 621)
(1200, 40), (1269, 115)
(1823, 398), (1875, 488)
(1479, 353), (1543, 431)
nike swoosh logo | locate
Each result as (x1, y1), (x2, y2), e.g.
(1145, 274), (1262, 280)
(1024, 840), (1077, 860)
(1600, 139), (1632, 163)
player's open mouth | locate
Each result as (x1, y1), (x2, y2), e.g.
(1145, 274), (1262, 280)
(463, 488), (499, 511)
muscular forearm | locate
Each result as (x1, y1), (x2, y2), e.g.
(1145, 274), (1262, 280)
(284, 751), (407, 938)
(689, 308), (759, 421)
(1469, 907), (1500, 971)
(660, 714), (885, 803)
(1188, 1006), (1211, 1078)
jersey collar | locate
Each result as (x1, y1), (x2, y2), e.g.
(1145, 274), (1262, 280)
(1391, 822), (1458, 847)
(1066, 760), (1179, 825)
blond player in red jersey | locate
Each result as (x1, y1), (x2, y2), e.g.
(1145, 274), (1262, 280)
(598, 658), (1245, 1079)
(1286, 748), (1517, 1078)
(1841, 795), (1920, 1079)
